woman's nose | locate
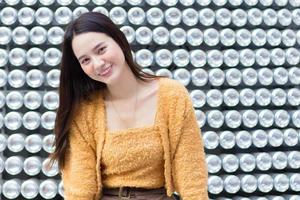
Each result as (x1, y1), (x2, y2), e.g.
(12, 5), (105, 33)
(93, 57), (105, 70)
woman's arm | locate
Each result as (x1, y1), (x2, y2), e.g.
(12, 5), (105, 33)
(171, 85), (209, 200)
(60, 119), (98, 200)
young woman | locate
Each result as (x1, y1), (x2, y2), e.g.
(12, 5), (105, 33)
(48, 12), (208, 200)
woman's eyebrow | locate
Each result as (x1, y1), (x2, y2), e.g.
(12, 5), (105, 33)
(78, 42), (104, 61)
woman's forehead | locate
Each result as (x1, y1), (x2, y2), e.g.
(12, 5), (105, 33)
(71, 32), (110, 56)
(72, 32), (109, 44)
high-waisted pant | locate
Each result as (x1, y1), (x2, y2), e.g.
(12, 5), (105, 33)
(101, 187), (176, 200)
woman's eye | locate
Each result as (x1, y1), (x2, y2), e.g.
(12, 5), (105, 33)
(98, 47), (106, 54)
(81, 58), (89, 64)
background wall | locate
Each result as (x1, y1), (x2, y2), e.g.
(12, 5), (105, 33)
(0, 0), (300, 199)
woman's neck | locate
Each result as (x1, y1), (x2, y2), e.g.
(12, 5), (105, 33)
(103, 68), (142, 101)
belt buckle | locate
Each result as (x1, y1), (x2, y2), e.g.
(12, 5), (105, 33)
(118, 187), (131, 199)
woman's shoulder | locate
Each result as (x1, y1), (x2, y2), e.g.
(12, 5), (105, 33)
(79, 90), (103, 107)
(160, 77), (189, 98)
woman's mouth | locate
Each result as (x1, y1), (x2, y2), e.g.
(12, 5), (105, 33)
(99, 65), (112, 76)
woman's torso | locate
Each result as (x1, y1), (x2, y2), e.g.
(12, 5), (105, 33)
(101, 77), (165, 189)
(101, 125), (165, 188)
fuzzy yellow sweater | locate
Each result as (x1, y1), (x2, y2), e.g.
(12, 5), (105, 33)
(60, 77), (209, 200)
(101, 126), (165, 188)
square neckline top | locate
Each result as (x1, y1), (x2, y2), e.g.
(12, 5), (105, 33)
(102, 77), (163, 135)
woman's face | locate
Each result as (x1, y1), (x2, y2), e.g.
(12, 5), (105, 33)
(71, 32), (127, 85)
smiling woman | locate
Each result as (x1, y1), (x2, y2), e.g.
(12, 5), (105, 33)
(72, 33), (125, 84)
(48, 12), (208, 200)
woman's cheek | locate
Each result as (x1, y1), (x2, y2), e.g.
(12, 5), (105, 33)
(104, 52), (115, 61)
(81, 66), (92, 75)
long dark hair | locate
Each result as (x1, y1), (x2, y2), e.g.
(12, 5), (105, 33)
(48, 12), (166, 170)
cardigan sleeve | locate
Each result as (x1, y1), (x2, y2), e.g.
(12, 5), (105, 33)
(60, 119), (98, 200)
(171, 85), (209, 200)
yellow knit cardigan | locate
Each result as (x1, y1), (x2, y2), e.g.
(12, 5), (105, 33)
(60, 77), (209, 200)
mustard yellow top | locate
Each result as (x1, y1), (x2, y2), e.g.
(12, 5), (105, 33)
(60, 77), (209, 200)
(101, 125), (165, 188)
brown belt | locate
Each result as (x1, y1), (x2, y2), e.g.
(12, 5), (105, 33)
(102, 186), (166, 198)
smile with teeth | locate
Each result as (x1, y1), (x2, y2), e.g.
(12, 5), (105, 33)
(99, 65), (112, 76)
